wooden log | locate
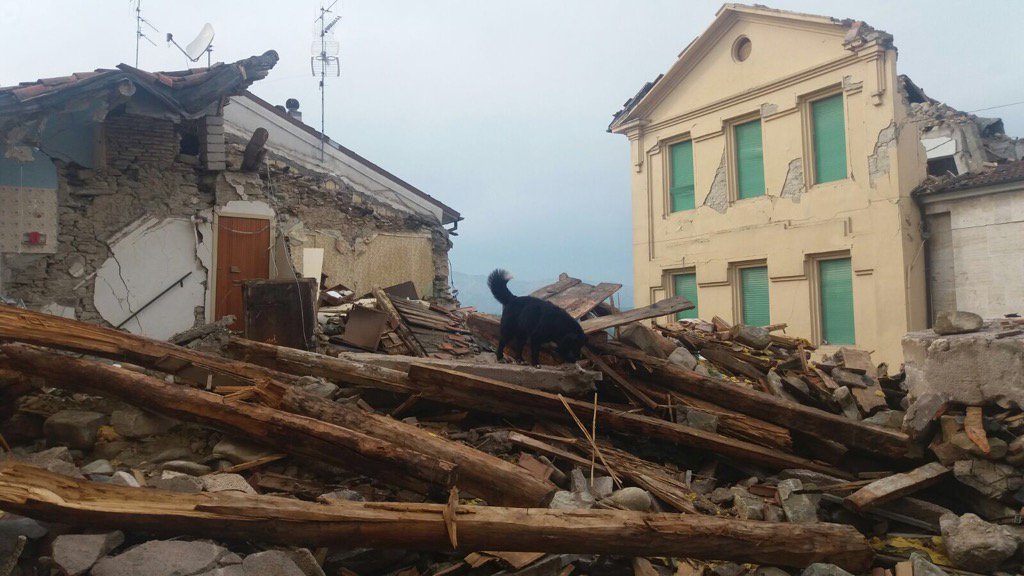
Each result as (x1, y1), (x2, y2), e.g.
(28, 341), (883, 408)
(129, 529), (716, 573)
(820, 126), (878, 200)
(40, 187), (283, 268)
(843, 463), (950, 513)
(0, 345), (455, 497)
(408, 365), (852, 478)
(257, 379), (556, 507)
(642, 361), (914, 459)
(578, 296), (693, 334)
(0, 462), (875, 572)
(0, 304), (296, 389)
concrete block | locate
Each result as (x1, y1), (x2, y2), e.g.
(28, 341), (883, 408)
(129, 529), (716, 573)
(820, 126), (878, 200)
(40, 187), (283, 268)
(903, 324), (1024, 409)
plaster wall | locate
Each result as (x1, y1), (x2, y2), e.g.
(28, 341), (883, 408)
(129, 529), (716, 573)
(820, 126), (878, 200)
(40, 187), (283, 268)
(619, 14), (928, 366)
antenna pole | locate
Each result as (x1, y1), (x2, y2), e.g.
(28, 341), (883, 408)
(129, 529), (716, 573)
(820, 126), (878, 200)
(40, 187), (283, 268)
(135, 0), (141, 67)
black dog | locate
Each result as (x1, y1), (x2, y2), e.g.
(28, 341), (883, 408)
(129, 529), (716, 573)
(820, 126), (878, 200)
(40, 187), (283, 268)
(488, 269), (587, 365)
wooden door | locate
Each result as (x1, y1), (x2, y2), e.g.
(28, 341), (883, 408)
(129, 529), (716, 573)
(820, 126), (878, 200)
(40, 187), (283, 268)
(215, 216), (271, 331)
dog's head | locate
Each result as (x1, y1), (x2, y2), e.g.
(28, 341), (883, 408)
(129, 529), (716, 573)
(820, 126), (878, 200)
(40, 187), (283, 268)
(556, 331), (588, 363)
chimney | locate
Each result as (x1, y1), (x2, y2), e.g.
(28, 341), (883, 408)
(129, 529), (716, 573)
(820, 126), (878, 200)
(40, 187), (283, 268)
(285, 98), (302, 122)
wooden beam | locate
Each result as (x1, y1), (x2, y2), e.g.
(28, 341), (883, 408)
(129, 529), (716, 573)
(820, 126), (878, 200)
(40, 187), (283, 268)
(373, 288), (428, 357)
(0, 344), (454, 497)
(843, 463), (950, 513)
(579, 296), (693, 334)
(407, 365), (852, 478)
(0, 462), (875, 572)
(643, 361), (914, 459)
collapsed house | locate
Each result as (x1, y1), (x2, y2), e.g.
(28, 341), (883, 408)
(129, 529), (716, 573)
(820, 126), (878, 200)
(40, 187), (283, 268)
(0, 53), (460, 341)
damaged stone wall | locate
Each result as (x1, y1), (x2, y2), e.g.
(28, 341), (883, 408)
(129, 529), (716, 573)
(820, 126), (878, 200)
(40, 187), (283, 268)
(221, 134), (453, 301)
(2, 113), (210, 328)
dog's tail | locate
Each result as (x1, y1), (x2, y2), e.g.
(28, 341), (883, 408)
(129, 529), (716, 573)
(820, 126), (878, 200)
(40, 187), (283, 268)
(487, 269), (515, 305)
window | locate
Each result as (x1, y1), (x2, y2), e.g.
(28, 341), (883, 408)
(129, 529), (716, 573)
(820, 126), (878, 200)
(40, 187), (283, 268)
(669, 140), (695, 212)
(734, 119), (765, 199)
(818, 257), (855, 345)
(672, 272), (698, 320)
(739, 266), (769, 326)
(811, 94), (847, 183)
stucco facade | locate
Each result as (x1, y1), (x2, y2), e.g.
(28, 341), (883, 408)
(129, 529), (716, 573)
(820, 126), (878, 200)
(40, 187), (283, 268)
(610, 5), (929, 366)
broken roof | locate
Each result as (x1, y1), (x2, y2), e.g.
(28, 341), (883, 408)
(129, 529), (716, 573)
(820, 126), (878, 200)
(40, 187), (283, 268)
(0, 51), (279, 124)
(608, 3), (892, 132)
(914, 159), (1024, 199)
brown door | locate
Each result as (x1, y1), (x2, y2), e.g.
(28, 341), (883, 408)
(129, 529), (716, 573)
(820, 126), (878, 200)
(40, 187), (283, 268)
(215, 216), (271, 331)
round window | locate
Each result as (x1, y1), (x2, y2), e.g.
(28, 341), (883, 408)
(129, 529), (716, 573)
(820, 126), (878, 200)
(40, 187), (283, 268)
(733, 36), (752, 62)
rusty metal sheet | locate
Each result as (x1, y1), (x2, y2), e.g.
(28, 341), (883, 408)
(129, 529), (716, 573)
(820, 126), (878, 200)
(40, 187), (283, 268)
(242, 278), (317, 351)
(340, 305), (389, 351)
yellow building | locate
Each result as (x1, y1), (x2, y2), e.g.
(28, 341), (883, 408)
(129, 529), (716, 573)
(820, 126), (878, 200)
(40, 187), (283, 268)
(609, 4), (930, 367)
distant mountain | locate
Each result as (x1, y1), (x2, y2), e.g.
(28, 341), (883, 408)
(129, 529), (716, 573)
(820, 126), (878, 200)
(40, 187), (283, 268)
(451, 271), (633, 315)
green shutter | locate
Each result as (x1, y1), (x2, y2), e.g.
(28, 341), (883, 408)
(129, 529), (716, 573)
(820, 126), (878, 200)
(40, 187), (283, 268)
(669, 141), (695, 212)
(819, 258), (855, 345)
(673, 273), (698, 320)
(740, 266), (770, 326)
(812, 94), (847, 183)
(735, 120), (765, 199)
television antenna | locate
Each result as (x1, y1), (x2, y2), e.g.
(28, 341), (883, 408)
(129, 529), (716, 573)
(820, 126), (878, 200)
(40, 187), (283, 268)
(167, 23), (216, 68)
(131, 0), (160, 68)
(311, 0), (341, 161)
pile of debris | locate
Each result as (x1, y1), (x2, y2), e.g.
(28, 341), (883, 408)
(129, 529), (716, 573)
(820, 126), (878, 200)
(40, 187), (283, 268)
(0, 279), (1022, 576)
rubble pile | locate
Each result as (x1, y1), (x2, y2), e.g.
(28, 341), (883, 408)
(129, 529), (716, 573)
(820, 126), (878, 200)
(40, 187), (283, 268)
(0, 276), (1023, 576)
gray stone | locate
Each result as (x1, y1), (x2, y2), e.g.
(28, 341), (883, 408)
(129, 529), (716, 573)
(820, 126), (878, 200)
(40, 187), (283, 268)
(44, 410), (106, 449)
(91, 540), (231, 576)
(148, 470), (203, 493)
(909, 552), (946, 576)
(0, 535), (25, 576)
(111, 407), (177, 438)
(211, 437), (274, 465)
(590, 476), (614, 500)
(147, 447), (195, 464)
(0, 514), (47, 556)
(708, 487), (734, 505)
(162, 460), (213, 476)
(52, 531), (125, 576)
(731, 325), (771, 350)
(902, 391), (949, 440)
(195, 567), (247, 576)
(317, 489), (365, 504)
(200, 474), (256, 495)
(754, 568), (793, 576)
(800, 564), (854, 576)
(548, 490), (594, 510)
(110, 471), (140, 488)
(693, 364), (711, 377)
(241, 551), (308, 576)
(934, 311), (984, 335)
(81, 459), (115, 476)
(777, 479), (818, 524)
(296, 376), (339, 399)
(954, 460), (1021, 499)
(667, 347), (698, 370)
(862, 410), (905, 429)
(940, 513), (1018, 572)
(619, 324), (671, 359)
(286, 549), (327, 576)
(832, 387), (862, 421)
(19, 446), (84, 479)
(1007, 436), (1024, 466)
(569, 468), (591, 497)
(680, 407), (719, 432)
(602, 487), (653, 511)
(729, 486), (764, 520)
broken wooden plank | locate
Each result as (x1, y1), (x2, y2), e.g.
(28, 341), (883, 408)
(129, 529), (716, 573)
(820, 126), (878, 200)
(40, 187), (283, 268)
(843, 463), (950, 513)
(407, 365), (852, 478)
(0, 462), (875, 572)
(257, 378), (557, 507)
(0, 344), (454, 497)
(642, 360), (914, 459)
(579, 296), (693, 334)
(546, 282), (622, 319)
(530, 273), (583, 299)
(373, 288), (428, 357)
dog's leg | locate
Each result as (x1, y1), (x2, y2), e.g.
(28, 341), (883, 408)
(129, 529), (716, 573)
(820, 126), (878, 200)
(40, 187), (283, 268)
(496, 334), (508, 362)
(529, 339), (542, 367)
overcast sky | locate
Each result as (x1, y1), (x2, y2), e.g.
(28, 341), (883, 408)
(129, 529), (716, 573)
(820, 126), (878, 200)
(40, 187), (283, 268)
(2, 1), (1022, 288)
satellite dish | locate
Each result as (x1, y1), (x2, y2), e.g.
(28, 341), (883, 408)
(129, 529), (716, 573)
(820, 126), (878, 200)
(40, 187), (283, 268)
(167, 23), (215, 66)
(185, 24), (215, 61)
